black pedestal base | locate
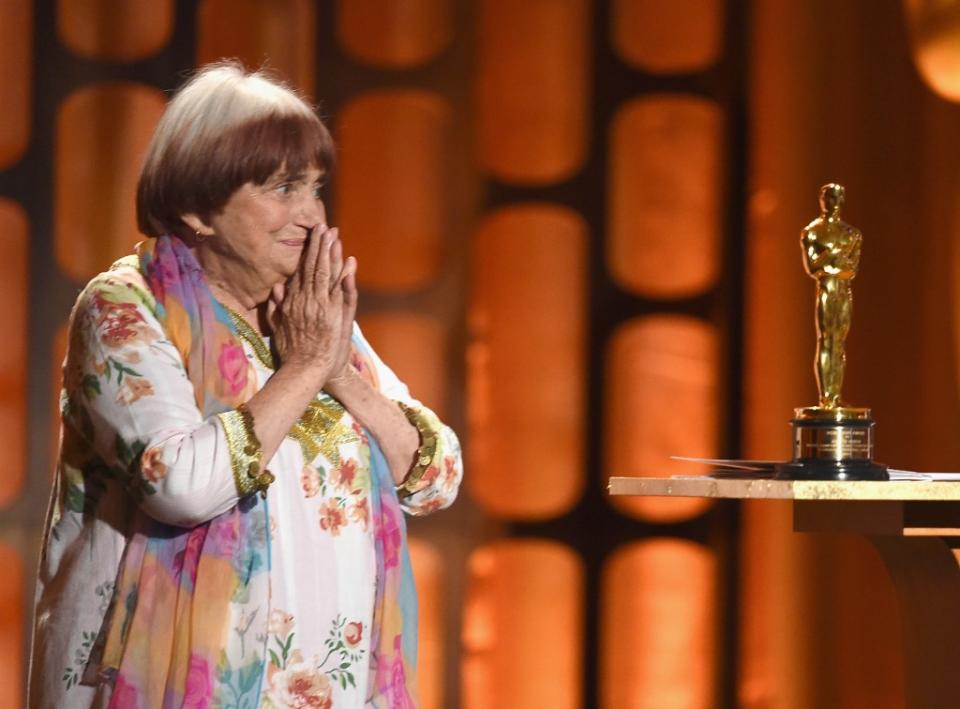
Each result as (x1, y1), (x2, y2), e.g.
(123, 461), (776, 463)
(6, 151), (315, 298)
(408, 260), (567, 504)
(775, 459), (889, 481)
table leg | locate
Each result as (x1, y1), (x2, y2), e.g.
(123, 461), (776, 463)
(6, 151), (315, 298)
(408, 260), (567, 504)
(868, 536), (960, 709)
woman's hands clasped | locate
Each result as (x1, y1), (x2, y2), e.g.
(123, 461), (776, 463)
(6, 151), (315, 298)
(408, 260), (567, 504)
(268, 226), (357, 390)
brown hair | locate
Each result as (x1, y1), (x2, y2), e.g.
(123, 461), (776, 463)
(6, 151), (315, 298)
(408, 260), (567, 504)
(136, 61), (334, 237)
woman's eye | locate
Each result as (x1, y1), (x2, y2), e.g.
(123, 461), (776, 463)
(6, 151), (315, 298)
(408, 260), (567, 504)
(275, 182), (292, 195)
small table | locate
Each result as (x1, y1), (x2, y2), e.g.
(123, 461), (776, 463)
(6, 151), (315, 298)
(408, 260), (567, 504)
(608, 476), (960, 709)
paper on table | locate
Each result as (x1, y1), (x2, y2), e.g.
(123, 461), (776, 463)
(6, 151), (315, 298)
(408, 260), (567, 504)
(669, 457), (960, 481)
(670, 456), (779, 472)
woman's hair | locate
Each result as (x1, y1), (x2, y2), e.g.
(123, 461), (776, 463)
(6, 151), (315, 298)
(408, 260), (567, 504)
(137, 61), (334, 237)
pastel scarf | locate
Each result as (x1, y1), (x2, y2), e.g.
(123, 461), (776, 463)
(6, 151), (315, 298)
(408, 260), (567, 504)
(93, 235), (418, 707)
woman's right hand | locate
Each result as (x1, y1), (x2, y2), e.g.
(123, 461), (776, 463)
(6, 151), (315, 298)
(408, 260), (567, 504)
(268, 227), (357, 390)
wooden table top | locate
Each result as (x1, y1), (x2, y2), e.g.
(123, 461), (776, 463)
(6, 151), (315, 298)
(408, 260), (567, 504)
(608, 476), (960, 501)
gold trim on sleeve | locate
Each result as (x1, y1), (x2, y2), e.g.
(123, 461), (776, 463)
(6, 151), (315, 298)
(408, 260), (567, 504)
(217, 406), (274, 497)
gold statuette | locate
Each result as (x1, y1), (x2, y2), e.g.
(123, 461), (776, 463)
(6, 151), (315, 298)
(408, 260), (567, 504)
(775, 184), (888, 481)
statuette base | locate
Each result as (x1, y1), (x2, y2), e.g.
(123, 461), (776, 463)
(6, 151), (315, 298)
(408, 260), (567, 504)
(774, 412), (889, 481)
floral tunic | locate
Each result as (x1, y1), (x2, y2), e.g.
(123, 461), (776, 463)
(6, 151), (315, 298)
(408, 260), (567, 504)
(30, 265), (462, 708)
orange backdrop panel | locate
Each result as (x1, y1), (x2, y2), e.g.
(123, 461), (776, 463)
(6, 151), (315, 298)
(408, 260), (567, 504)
(462, 540), (583, 709)
(358, 313), (448, 419)
(409, 537), (445, 709)
(611, 0), (723, 73)
(197, 0), (316, 95)
(475, 0), (590, 185)
(337, 0), (452, 69)
(468, 205), (587, 520)
(605, 316), (717, 522)
(55, 83), (165, 283)
(0, 543), (23, 708)
(57, 0), (172, 61)
(600, 539), (716, 708)
(0, 200), (27, 508)
(0, 0), (32, 169)
(336, 90), (451, 293)
(608, 95), (723, 298)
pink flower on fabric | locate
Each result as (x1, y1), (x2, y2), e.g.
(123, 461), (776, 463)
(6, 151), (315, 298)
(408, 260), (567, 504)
(217, 342), (248, 396)
(376, 505), (402, 570)
(344, 621), (363, 648)
(115, 377), (155, 405)
(208, 515), (240, 556)
(319, 500), (346, 536)
(300, 465), (321, 498)
(333, 459), (357, 491)
(140, 447), (167, 482)
(180, 526), (208, 584)
(375, 635), (414, 709)
(97, 298), (157, 349)
(110, 673), (140, 708)
(182, 653), (213, 708)
(350, 498), (369, 530)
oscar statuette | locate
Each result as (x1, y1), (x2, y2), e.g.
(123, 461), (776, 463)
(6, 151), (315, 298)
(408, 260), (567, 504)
(775, 184), (889, 481)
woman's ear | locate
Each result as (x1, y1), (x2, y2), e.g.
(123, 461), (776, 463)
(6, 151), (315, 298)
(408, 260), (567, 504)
(180, 213), (215, 239)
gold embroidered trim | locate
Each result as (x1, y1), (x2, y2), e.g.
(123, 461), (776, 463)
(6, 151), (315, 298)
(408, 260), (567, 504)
(223, 307), (359, 467)
(226, 309), (275, 370)
(289, 398), (357, 467)
(218, 407), (274, 497)
(395, 402), (440, 499)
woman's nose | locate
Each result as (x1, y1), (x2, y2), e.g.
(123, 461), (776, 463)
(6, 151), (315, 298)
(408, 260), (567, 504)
(295, 190), (326, 230)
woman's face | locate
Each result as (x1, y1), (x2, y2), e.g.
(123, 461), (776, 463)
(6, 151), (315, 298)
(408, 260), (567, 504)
(198, 164), (327, 295)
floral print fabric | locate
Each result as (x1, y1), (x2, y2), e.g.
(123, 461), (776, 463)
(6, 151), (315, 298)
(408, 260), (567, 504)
(29, 237), (463, 708)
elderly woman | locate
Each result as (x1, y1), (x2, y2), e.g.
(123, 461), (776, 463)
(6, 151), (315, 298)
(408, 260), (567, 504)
(29, 63), (462, 708)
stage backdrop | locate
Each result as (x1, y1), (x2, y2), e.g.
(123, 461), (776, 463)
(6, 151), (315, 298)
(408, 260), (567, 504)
(2, 1), (960, 708)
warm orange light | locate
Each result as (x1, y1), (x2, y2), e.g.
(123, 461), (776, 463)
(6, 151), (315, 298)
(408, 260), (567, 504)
(608, 95), (723, 297)
(611, 0), (723, 74)
(0, 200), (27, 509)
(336, 90), (451, 293)
(358, 313), (448, 419)
(475, 0), (590, 184)
(57, 0), (172, 61)
(903, 0), (960, 102)
(468, 205), (587, 520)
(337, 0), (452, 69)
(0, 0), (31, 168)
(605, 316), (718, 522)
(600, 539), (716, 709)
(197, 0), (316, 95)
(55, 83), (165, 283)
(462, 540), (583, 709)
(0, 543), (23, 708)
(409, 537), (445, 709)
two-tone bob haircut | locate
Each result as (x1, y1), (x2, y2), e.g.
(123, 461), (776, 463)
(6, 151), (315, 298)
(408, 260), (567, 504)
(136, 61), (334, 237)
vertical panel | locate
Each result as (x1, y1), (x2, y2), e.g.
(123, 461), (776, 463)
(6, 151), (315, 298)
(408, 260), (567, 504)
(0, 201), (27, 508)
(475, 0), (590, 184)
(409, 537), (445, 709)
(0, 543), (23, 708)
(55, 83), (165, 283)
(462, 540), (582, 709)
(337, 91), (451, 292)
(358, 313), (448, 419)
(468, 205), (586, 519)
(611, 0), (723, 73)
(600, 540), (716, 708)
(58, 0), (172, 61)
(608, 96), (723, 297)
(197, 0), (316, 95)
(0, 0), (32, 168)
(605, 316), (716, 522)
(337, 0), (452, 68)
